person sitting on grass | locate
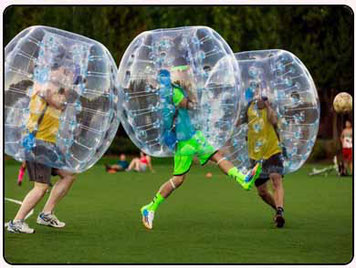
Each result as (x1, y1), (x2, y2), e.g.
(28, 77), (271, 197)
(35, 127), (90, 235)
(126, 151), (154, 172)
(105, 153), (129, 173)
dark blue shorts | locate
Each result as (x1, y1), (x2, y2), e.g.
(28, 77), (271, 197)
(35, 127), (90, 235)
(250, 153), (284, 187)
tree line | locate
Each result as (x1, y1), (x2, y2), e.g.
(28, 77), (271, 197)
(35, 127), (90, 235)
(4, 5), (353, 140)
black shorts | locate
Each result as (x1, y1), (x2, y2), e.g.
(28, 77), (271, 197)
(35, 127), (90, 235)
(251, 153), (284, 187)
(26, 161), (59, 185)
(24, 139), (66, 169)
(25, 140), (63, 185)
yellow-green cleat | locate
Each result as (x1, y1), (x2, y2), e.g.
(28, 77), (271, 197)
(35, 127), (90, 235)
(229, 163), (262, 190)
(242, 163), (262, 190)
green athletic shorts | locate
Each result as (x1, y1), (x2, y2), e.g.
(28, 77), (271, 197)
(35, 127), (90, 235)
(173, 131), (217, 176)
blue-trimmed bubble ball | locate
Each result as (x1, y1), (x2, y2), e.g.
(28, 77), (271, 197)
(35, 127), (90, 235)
(117, 26), (241, 157)
(5, 26), (119, 172)
(221, 49), (320, 174)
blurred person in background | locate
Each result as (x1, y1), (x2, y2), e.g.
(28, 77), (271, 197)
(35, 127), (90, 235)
(340, 120), (353, 175)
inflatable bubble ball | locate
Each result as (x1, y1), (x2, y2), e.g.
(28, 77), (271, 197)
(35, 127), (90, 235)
(117, 26), (241, 157)
(220, 49), (320, 174)
(5, 26), (119, 173)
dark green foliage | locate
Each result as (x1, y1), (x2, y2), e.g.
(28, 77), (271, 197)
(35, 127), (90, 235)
(4, 6), (353, 154)
(4, 6), (353, 93)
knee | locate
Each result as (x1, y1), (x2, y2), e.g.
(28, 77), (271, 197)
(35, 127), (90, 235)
(34, 183), (49, 195)
(62, 173), (76, 182)
(211, 151), (223, 163)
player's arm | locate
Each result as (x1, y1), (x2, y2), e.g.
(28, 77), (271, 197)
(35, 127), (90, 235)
(178, 98), (196, 109)
(173, 87), (195, 110)
(235, 105), (249, 127)
(265, 100), (278, 126)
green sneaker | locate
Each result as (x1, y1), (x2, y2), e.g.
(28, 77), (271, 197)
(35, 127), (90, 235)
(231, 163), (262, 190)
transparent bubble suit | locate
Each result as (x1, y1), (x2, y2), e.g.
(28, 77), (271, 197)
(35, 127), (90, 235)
(117, 26), (241, 157)
(5, 26), (119, 172)
(221, 49), (320, 174)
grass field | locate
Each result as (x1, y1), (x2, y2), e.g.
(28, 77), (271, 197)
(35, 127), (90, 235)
(3, 158), (353, 264)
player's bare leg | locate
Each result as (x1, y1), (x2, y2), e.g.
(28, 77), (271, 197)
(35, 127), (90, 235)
(37, 171), (75, 228)
(210, 151), (261, 190)
(270, 173), (285, 228)
(158, 175), (186, 198)
(42, 171), (76, 214)
(14, 182), (49, 221)
(347, 159), (352, 175)
(350, 161), (353, 175)
(141, 175), (186, 229)
(8, 182), (48, 233)
(256, 182), (276, 209)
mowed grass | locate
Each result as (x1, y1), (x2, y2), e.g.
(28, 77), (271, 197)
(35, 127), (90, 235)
(4, 158), (353, 264)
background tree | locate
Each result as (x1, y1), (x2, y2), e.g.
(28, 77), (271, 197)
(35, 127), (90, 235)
(4, 5), (353, 155)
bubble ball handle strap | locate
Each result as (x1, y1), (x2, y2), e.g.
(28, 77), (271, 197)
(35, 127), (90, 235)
(157, 69), (178, 150)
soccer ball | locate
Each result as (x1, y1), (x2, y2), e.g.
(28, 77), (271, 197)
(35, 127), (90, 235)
(333, 92), (353, 113)
(205, 172), (213, 179)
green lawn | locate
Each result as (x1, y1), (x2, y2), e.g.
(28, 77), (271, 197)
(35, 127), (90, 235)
(3, 159), (353, 264)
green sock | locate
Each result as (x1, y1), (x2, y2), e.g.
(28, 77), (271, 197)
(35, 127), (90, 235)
(147, 193), (165, 212)
(227, 167), (244, 181)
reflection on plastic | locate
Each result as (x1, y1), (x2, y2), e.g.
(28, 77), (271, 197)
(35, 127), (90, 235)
(221, 49), (320, 174)
(5, 26), (120, 172)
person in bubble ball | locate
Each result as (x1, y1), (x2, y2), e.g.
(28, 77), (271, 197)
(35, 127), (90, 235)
(242, 86), (286, 228)
(140, 64), (262, 230)
(7, 66), (78, 234)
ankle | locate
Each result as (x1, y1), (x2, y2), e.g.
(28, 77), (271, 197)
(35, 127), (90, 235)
(41, 210), (52, 215)
(276, 207), (284, 214)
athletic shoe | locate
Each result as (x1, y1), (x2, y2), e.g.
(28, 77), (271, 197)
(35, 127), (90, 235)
(233, 163), (262, 190)
(274, 214), (285, 228)
(7, 220), (35, 234)
(140, 205), (155, 230)
(37, 212), (65, 228)
(274, 207), (285, 228)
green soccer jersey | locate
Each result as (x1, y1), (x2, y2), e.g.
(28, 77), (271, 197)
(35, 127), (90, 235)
(172, 85), (195, 141)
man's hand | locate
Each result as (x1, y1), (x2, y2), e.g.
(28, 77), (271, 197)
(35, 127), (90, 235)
(265, 100), (278, 126)
(179, 98), (197, 110)
(187, 100), (197, 110)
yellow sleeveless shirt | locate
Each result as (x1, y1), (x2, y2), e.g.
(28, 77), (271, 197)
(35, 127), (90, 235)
(27, 94), (61, 143)
(247, 101), (281, 160)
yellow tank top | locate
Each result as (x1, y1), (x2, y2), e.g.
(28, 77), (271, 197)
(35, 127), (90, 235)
(27, 94), (61, 143)
(247, 101), (281, 160)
